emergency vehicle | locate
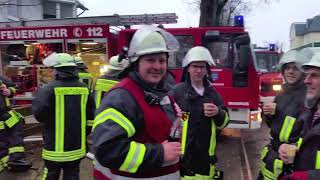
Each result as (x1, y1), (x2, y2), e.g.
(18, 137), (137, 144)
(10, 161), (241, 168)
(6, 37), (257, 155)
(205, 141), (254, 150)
(0, 14), (262, 129)
(254, 44), (283, 103)
(115, 16), (262, 129)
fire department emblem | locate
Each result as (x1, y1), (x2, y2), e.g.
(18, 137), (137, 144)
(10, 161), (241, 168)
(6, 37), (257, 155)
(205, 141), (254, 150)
(211, 73), (219, 81)
(73, 27), (83, 37)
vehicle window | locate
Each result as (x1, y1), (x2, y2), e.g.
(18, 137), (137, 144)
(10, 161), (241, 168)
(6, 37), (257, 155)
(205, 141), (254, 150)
(168, 35), (194, 68)
(255, 52), (279, 72)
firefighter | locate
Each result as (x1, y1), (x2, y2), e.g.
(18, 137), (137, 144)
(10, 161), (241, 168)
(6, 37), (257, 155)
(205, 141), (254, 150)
(258, 50), (309, 180)
(74, 56), (93, 89)
(0, 75), (32, 172)
(32, 53), (95, 180)
(91, 25), (181, 180)
(170, 46), (229, 180)
(278, 52), (320, 180)
(92, 55), (128, 109)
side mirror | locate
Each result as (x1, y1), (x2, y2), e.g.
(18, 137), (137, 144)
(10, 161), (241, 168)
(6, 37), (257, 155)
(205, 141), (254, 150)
(238, 45), (250, 71)
(235, 34), (250, 47)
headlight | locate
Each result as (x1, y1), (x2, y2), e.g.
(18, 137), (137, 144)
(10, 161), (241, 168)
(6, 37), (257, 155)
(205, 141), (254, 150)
(272, 84), (281, 91)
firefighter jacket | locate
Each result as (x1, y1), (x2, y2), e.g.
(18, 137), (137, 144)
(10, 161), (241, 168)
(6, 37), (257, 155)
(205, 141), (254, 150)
(291, 103), (320, 180)
(78, 68), (93, 90)
(260, 80), (306, 179)
(0, 76), (16, 113)
(93, 72), (121, 109)
(170, 80), (229, 179)
(92, 72), (180, 179)
(32, 67), (95, 162)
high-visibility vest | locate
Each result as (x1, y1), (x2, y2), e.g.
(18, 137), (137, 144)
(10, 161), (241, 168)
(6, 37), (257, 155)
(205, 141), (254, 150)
(78, 72), (93, 89)
(42, 87), (89, 162)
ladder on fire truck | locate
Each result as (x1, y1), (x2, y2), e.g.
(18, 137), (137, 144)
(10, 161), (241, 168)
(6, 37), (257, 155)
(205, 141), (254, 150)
(0, 13), (178, 27)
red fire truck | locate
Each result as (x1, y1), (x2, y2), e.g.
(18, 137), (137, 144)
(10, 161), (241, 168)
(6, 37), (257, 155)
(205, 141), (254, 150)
(0, 14), (262, 129)
(254, 44), (283, 103)
(116, 25), (261, 129)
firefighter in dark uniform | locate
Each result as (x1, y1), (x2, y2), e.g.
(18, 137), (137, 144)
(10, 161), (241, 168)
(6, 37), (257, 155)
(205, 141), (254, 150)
(32, 53), (95, 180)
(170, 46), (229, 180)
(92, 25), (182, 180)
(258, 50), (309, 179)
(93, 55), (128, 109)
(74, 56), (93, 90)
(0, 75), (32, 172)
(278, 52), (320, 180)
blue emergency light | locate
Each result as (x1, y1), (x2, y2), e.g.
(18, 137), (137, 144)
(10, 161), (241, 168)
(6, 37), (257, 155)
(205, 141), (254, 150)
(269, 44), (276, 51)
(234, 15), (244, 27)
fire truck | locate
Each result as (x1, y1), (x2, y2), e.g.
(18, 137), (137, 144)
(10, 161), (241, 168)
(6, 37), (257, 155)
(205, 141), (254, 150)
(0, 14), (261, 129)
(254, 44), (283, 103)
(115, 19), (261, 129)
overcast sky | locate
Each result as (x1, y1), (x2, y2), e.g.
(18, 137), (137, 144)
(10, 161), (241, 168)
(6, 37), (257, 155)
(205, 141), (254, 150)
(80, 0), (320, 51)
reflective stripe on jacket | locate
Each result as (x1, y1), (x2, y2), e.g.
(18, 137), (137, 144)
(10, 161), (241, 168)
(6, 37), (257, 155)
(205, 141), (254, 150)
(93, 77), (179, 178)
(93, 78), (119, 108)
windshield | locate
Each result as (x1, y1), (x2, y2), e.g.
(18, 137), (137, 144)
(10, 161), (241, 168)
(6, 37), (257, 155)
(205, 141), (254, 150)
(255, 52), (279, 72)
(168, 35), (194, 68)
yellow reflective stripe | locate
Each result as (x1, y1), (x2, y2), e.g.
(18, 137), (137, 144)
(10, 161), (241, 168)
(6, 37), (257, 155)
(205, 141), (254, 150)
(216, 111), (229, 130)
(119, 141), (146, 173)
(94, 91), (103, 108)
(195, 173), (214, 180)
(42, 148), (86, 162)
(273, 159), (283, 178)
(94, 79), (118, 92)
(5, 97), (10, 106)
(54, 87), (89, 95)
(42, 167), (48, 180)
(297, 138), (303, 150)
(209, 164), (215, 176)
(9, 146), (25, 154)
(55, 92), (64, 152)
(93, 108), (136, 137)
(181, 119), (188, 156)
(81, 93), (88, 148)
(261, 147), (268, 160)
(316, 151), (320, 169)
(9, 87), (16, 94)
(279, 116), (296, 143)
(5, 111), (20, 128)
(87, 120), (94, 127)
(208, 120), (216, 156)
(1, 155), (9, 166)
(0, 121), (4, 130)
(79, 72), (93, 78)
(261, 162), (276, 179)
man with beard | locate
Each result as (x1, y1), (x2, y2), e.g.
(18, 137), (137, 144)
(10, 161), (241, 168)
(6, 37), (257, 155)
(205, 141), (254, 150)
(258, 50), (309, 180)
(278, 52), (320, 180)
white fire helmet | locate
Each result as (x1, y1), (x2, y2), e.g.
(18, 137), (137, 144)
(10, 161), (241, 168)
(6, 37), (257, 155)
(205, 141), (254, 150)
(278, 49), (309, 71)
(128, 25), (179, 63)
(302, 52), (320, 68)
(106, 55), (129, 70)
(182, 46), (215, 67)
(43, 52), (76, 68)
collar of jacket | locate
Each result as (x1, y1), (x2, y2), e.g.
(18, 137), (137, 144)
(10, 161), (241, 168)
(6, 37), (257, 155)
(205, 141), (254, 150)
(128, 71), (168, 100)
(55, 67), (79, 80)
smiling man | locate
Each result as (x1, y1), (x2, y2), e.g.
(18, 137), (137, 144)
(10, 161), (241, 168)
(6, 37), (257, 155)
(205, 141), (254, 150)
(278, 52), (320, 180)
(91, 25), (182, 180)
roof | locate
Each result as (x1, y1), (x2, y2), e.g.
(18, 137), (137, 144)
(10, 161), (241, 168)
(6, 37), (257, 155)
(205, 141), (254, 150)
(292, 15), (320, 36)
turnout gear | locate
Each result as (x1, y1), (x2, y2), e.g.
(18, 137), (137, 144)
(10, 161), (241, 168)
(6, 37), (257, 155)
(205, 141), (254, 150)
(278, 50), (309, 71)
(127, 25), (179, 63)
(92, 72), (179, 179)
(32, 65), (95, 180)
(259, 54), (307, 179)
(73, 56), (93, 89)
(182, 46), (215, 67)
(0, 76), (31, 172)
(43, 52), (76, 67)
(170, 46), (229, 179)
(93, 55), (127, 109)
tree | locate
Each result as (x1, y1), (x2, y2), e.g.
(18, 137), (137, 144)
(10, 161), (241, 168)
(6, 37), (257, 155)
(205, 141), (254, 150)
(197, 0), (276, 27)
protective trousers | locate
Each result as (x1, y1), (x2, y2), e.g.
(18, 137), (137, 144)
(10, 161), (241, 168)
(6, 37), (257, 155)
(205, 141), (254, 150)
(42, 160), (81, 180)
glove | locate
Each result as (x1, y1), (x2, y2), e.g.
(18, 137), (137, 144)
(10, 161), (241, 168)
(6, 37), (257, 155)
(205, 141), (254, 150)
(280, 171), (307, 180)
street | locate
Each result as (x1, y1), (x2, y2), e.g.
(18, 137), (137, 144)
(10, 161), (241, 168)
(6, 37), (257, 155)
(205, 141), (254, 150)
(0, 121), (270, 180)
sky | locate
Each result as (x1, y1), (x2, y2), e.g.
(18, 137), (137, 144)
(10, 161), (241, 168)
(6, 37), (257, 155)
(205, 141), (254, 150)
(80, 0), (320, 51)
